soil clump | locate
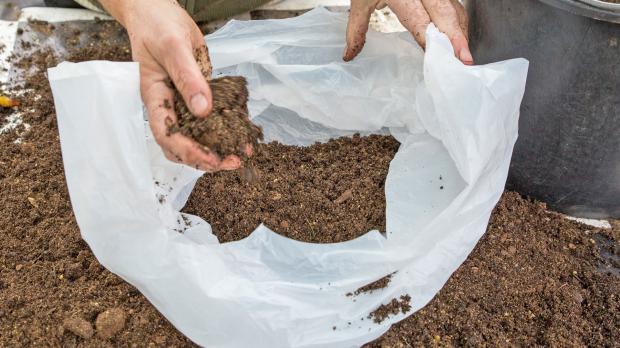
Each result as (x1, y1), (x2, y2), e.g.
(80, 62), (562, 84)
(168, 49), (263, 160)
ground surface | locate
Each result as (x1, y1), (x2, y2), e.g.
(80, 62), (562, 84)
(0, 19), (618, 347)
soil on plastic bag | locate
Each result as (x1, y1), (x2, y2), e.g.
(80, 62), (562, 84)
(183, 135), (399, 243)
(1, 19), (619, 347)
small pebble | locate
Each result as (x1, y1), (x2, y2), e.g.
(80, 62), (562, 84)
(63, 317), (94, 339)
(96, 308), (127, 339)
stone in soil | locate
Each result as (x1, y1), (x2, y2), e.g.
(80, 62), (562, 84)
(63, 317), (94, 339)
(95, 308), (126, 339)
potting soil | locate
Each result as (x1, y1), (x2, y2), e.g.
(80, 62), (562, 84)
(169, 69), (263, 160)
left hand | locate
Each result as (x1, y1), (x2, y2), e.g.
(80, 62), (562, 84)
(344, 0), (473, 65)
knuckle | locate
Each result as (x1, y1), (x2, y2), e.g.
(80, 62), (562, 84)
(436, 1), (456, 17)
(160, 34), (183, 50)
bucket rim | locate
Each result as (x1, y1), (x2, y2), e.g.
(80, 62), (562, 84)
(539, 0), (620, 23)
(579, 0), (620, 11)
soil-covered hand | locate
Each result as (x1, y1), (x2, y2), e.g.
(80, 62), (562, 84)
(344, 0), (473, 65)
(98, 0), (242, 172)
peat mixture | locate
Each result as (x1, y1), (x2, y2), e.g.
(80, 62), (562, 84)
(168, 60), (263, 159)
(0, 19), (618, 347)
(183, 134), (398, 243)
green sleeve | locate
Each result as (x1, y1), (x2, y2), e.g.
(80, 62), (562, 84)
(73, 0), (271, 22)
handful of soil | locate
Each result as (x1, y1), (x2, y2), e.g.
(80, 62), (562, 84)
(168, 75), (263, 160)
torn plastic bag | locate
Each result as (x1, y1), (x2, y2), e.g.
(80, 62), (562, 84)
(48, 7), (528, 348)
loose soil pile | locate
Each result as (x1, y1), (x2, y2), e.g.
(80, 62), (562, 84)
(183, 135), (399, 243)
(368, 194), (620, 347)
(0, 19), (618, 348)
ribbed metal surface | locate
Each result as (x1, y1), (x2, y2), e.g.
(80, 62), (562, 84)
(537, 0), (620, 23)
(579, 0), (620, 11)
(192, 0), (272, 21)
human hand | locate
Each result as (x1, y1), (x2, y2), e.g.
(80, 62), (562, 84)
(99, 0), (243, 172)
(344, 0), (473, 65)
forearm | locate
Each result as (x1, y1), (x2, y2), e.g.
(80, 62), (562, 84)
(78, 0), (271, 23)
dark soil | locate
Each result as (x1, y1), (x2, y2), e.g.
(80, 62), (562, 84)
(366, 193), (620, 347)
(0, 20), (195, 347)
(0, 18), (618, 348)
(168, 49), (263, 160)
(183, 135), (399, 243)
(368, 295), (412, 324)
(348, 273), (395, 297)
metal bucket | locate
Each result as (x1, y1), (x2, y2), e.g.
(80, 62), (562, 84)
(464, 0), (620, 218)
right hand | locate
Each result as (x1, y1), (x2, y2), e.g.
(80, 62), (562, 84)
(344, 0), (472, 65)
(101, 0), (242, 172)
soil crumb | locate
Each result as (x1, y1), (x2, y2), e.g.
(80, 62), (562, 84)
(183, 135), (400, 243)
(168, 49), (263, 160)
(27, 19), (55, 37)
(348, 273), (395, 296)
(368, 295), (412, 324)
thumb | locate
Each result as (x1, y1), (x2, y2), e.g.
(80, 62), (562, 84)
(343, 1), (376, 62)
(164, 43), (213, 117)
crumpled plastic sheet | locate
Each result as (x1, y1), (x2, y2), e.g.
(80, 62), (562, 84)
(48, 7), (528, 348)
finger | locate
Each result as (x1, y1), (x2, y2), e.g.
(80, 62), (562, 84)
(163, 148), (182, 163)
(143, 79), (221, 171)
(343, 1), (376, 62)
(245, 144), (253, 157)
(161, 39), (213, 117)
(420, 0), (473, 64)
(219, 155), (242, 171)
(450, 0), (469, 37)
(386, 0), (430, 49)
(194, 44), (213, 81)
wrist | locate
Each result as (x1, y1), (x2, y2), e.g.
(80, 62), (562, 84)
(97, 0), (137, 29)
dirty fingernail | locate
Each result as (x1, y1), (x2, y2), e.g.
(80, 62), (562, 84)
(190, 93), (208, 115)
(342, 46), (351, 61)
(459, 49), (474, 65)
(220, 156), (241, 170)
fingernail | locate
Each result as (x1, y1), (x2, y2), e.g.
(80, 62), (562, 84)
(459, 49), (474, 65)
(342, 46), (350, 62)
(190, 93), (208, 115)
(219, 155), (241, 170)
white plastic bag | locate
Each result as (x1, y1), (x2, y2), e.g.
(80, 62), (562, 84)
(48, 8), (528, 348)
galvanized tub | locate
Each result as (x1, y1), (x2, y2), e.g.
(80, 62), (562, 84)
(465, 0), (620, 218)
